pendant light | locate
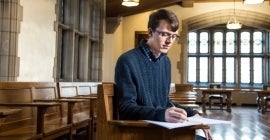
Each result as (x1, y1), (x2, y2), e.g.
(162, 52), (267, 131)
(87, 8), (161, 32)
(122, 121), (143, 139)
(244, 0), (264, 4)
(122, 0), (139, 7)
(226, 0), (242, 30)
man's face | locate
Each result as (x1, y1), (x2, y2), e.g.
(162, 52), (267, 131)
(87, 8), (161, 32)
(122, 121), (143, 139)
(148, 20), (179, 56)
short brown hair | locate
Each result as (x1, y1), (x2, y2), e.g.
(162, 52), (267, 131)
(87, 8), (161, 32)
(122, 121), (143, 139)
(148, 9), (179, 32)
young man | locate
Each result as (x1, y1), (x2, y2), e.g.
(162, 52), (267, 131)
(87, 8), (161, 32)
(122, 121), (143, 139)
(115, 9), (212, 140)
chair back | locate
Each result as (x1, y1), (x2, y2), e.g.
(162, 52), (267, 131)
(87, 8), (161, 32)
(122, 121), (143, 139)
(210, 83), (221, 89)
(263, 84), (270, 91)
(175, 84), (193, 91)
(97, 83), (118, 121)
(170, 84), (198, 108)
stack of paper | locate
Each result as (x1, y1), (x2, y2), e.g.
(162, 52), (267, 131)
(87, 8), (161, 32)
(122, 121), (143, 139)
(143, 116), (231, 129)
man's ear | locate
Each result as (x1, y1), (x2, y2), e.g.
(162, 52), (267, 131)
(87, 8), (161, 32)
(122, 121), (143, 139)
(148, 28), (153, 37)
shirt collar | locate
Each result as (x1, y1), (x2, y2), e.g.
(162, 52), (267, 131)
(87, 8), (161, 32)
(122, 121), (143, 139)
(140, 40), (164, 62)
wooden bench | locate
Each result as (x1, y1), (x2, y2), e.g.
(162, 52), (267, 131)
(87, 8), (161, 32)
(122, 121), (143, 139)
(0, 82), (72, 140)
(169, 84), (199, 109)
(96, 83), (209, 140)
(57, 82), (99, 139)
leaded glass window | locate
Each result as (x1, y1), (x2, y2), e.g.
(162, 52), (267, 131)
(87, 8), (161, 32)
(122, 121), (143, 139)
(187, 25), (270, 88)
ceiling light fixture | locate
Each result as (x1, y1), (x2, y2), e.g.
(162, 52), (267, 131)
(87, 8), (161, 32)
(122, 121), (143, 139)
(243, 0), (264, 4)
(122, 0), (139, 7)
(226, 0), (242, 30)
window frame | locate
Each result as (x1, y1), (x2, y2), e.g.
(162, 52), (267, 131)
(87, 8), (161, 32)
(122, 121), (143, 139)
(55, 0), (103, 82)
(187, 25), (270, 89)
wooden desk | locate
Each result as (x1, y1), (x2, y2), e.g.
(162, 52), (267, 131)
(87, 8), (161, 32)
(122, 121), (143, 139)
(0, 108), (21, 126)
(0, 108), (21, 118)
(63, 94), (97, 117)
(69, 94), (97, 140)
(0, 102), (60, 134)
(200, 88), (233, 113)
(97, 83), (210, 140)
(33, 98), (86, 124)
(256, 90), (270, 114)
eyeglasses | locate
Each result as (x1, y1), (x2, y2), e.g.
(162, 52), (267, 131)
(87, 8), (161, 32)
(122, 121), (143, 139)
(155, 30), (180, 41)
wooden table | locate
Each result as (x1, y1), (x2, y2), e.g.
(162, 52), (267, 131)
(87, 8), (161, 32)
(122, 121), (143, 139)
(200, 88), (233, 113)
(256, 90), (270, 114)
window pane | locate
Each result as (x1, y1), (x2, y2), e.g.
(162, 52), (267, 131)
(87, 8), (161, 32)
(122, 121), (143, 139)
(214, 57), (222, 82)
(269, 32), (270, 53)
(214, 32), (223, 53)
(241, 58), (250, 83)
(187, 29), (268, 88)
(226, 32), (235, 53)
(240, 32), (250, 53)
(200, 32), (209, 53)
(269, 58), (270, 82)
(226, 57), (235, 83)
(188, 32), (197, 53)
(253, 58), (262, 83)
(200, 57), (208, 82)
(253, 31), (262, 53)
(188, 57), (196, 82)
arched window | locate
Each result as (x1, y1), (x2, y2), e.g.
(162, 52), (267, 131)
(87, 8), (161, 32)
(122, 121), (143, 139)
(187, 25), (270, 88)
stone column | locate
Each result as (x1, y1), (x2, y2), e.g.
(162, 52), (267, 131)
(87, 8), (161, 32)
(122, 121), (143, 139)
(0, 0), (22, 81)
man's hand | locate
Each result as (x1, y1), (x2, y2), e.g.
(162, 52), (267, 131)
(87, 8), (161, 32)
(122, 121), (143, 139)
(203, 129), (213, 140)
(194, 114), (213, 140)
(165, 107), (188, 123)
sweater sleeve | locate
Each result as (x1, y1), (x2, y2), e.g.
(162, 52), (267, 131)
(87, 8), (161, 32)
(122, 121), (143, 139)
(170, 101), (199, 117)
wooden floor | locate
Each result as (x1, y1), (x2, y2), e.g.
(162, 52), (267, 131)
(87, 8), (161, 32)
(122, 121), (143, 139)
(201, 106), (270, 140)
(71, 106), (270, 140)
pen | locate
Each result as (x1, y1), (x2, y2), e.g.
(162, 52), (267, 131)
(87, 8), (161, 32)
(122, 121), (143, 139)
(169, 101), (189, 122)
(169, 102), (175, 107)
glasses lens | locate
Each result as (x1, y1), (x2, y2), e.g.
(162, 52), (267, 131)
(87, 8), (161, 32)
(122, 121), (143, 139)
(156, 30), (179, 41)
(172, 35), (179, 41)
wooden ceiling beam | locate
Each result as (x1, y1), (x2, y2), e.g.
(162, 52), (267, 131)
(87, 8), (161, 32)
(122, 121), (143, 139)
(106, 0), (270, 17)
(181, 0), (194, 7)
(106, 0), (181, 17)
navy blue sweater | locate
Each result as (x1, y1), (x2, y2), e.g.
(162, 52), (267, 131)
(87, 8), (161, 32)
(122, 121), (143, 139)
(115, 40), (197, 121)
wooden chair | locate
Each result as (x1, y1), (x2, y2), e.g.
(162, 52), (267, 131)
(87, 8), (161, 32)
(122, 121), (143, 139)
(265, 84), (270, 111)
(169, 84), (199, 109)
(96, 83), (209, 140)
(259, 84), (270, 113)
(209, 83), (224, 110)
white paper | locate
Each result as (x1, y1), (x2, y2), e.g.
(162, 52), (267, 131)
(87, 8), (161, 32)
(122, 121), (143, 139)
(143, 116), (231, 129)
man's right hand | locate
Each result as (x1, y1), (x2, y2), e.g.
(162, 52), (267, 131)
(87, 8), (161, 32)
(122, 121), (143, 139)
(165, 107), (188, 123)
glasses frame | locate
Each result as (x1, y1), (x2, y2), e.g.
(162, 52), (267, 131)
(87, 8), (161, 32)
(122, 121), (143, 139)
(155, 30), (180, 41)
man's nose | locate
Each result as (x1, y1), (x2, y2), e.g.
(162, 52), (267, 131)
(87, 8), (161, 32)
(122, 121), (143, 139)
(165, 37), (173, 44)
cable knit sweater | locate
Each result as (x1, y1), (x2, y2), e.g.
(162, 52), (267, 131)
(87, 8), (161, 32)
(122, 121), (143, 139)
(114, 40), (197, 121)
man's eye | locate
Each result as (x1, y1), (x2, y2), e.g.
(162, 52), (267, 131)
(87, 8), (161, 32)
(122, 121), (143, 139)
(171, 35), (177, 39)
(161, 32), (170, 37)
